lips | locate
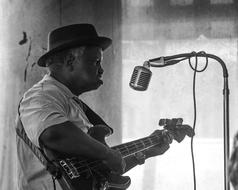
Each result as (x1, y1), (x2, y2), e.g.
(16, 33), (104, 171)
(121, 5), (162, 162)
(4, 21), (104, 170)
(96, 74), (103, 83)
(97, 74), (103, 79)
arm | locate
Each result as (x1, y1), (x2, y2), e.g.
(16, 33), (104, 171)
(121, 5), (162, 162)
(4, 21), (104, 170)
(124, 142), (170, 173)
(39, 121), (125, 173)
(123, 124), (195, 173)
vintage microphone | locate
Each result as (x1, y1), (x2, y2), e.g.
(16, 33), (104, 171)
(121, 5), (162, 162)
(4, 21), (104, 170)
(129, 61), (152, 91)
(129, 55), (186, 90)
(129, 52), (230, 190)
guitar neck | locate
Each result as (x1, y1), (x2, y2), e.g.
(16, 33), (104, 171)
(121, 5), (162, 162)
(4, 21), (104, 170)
(111, 134), (162, 158)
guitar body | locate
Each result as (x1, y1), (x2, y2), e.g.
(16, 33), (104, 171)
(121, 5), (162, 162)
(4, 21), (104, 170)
(55, 168), (130, 190)
(44, 126), (131, 190)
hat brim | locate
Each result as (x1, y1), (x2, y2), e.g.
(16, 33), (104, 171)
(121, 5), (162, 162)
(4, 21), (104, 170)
(38, 36), (112, 67)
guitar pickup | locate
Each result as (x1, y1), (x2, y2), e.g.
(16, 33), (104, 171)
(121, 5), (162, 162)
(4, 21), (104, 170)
(59, 160), (80, 179)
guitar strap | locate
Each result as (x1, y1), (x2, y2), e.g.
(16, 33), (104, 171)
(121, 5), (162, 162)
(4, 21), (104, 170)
(15, 99), (61, 179)
(72, 97), (113, 134)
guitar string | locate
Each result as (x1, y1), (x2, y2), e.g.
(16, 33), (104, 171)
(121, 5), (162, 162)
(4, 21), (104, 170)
(66, 129), (173, 167)
(69, 141), (154, 170)
(66, 144), (158, 175)
(70, 134), (160, 167)
(69, 133), (166, 170)
(67, 129), (174, 170)
(68, 139), (157, 172)
(62, 128), (177, 177)
(62, 134), (164, 176)
(60, 124), (179, 177)
(65, 129), (178, 177)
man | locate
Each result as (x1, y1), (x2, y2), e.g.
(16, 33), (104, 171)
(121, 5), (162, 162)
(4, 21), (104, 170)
(16, 24), (194, 190)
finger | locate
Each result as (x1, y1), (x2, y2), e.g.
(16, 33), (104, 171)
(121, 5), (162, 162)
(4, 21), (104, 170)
(157, 143), (170, 154)
(175, 125), (194, 137)
(162, 133), (173, 144)
(122, 158), (126, 173)
(175, 134), (186, 143)
(151, 130), (162, 136)
(180, 125), (195, 137)
(174, 130), (186, 143)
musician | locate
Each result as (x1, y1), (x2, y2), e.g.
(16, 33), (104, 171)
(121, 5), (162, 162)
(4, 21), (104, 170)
(16, 24), (193, 190)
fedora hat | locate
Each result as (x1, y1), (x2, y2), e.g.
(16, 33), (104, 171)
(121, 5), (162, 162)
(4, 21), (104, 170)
(38, 23), (112, 67)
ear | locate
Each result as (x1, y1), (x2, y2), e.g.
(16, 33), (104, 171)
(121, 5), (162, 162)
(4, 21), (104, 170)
(65, 53), (75, 71)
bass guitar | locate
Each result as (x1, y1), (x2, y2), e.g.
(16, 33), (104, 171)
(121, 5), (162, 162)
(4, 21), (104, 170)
(43, 118), (194, 190)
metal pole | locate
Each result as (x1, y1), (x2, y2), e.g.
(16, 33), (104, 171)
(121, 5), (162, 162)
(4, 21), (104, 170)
(149, 52), (230, 190)
(224, 77), (230, 190)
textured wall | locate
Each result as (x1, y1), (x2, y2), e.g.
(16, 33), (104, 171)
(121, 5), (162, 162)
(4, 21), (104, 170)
(0, 1), (61, 189)
(120, 1), (238, 190)
(0, 0), (122, 189)
(121, 0), (238, 138)
(1, 0), (238, 190)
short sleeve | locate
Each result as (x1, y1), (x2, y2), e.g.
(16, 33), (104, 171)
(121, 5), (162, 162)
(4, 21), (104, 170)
(20, 94), (69, 147)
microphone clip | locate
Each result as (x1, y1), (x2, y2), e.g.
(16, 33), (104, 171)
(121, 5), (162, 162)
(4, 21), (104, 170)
(143, 61), (150, 69)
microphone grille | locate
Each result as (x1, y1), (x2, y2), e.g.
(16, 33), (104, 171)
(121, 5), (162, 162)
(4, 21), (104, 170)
(129, 66), (152, 91)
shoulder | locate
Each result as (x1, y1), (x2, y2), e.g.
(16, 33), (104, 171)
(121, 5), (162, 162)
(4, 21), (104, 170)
(22, 76), (68, 105)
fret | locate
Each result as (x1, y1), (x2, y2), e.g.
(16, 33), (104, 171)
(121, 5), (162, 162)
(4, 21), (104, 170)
(140, 139), (146, 147)
(132, 142), (139, 152)
(143, 139), (151, 147)
(114, 146), (129, 156)
(136, 140), (146, 150)
(125, 145), (130, 155)
(112, 135), (160, 157)
(144, 138), (152, 147)
(148, 137), (153, 145)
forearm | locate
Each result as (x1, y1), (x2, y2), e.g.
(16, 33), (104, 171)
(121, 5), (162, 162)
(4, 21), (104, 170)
(40, 122), (110, 160)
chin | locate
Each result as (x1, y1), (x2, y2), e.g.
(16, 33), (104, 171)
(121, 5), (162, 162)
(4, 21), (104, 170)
(87, 81), (103, 91)
(95, 81), (103, 89)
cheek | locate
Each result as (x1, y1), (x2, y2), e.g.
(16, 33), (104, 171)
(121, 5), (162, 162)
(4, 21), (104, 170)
(85, 67), (98, 76)
(80, 68), (97, 81)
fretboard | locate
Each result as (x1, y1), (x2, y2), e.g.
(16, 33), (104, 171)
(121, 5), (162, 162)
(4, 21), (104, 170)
(112, 134), (162, 158)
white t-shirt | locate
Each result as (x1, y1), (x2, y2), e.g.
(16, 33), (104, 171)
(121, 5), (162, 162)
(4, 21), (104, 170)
(16, 74), (93, 190)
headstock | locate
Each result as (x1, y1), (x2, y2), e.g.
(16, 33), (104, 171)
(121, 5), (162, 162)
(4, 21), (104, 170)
(158, 118), (194, 143)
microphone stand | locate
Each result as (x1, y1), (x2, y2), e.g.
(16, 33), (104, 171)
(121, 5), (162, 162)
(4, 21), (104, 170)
(148, 52), (230, 190)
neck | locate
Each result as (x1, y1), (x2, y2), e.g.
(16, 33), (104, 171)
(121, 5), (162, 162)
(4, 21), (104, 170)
(49, 72), (84, 96)
(111, 134), (161, 158)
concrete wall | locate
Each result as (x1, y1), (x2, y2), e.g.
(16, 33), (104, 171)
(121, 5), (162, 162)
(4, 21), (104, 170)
(1, 0), (238, 190)
(0, 0), (122, 189)
(121, 0), (238, 138)
(120, 1), (238, 190)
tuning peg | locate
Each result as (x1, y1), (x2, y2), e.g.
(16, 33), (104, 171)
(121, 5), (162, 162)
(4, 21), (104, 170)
(159, 118), (170, 126)
(159, 118), (184, 126)
(172, 118), (183, 125)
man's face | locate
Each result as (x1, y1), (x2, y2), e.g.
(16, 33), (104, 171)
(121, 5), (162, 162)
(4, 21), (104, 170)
(71, 46), (104, 94)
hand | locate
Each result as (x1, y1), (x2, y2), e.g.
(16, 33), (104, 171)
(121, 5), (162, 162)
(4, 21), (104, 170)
(145, 123), (195, 158)
(165, 124), (195, 143)
(103, 148), (126, 174)
(144, 130), (171, 158)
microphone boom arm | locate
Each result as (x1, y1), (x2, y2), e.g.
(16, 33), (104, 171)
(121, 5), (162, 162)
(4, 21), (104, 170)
(148, 52), (230, 190)
(148, 52), (228, 77)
